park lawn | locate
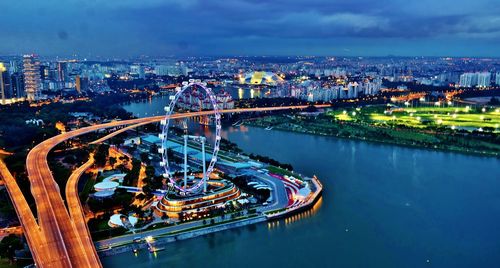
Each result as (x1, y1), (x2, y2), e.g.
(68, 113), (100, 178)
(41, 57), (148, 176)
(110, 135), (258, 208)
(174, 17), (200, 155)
(364, 107), (500, 130)
(335, 113), (354, 121)
(382, 128), (440, 143)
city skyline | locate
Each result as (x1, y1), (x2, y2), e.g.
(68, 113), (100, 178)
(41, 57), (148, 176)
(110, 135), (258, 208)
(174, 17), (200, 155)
(0, 1), (499, 267)
(1, 0), (500, 57)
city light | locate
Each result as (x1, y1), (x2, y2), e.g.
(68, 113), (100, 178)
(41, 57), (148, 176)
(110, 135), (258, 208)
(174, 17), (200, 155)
(0, 13), (499, 267)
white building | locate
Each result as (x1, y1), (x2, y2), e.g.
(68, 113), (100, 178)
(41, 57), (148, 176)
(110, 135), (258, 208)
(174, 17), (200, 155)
(459, 73), (478, 87)
(477, 72), (491, 87)
(155, 64), (181, 76)
(130, 65), (145, 79)
(495, 72), (500, 85)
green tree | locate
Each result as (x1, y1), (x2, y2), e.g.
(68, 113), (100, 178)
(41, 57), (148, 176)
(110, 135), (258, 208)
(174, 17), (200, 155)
(0, 234), (23, 261)
(109, 157), (117, 168)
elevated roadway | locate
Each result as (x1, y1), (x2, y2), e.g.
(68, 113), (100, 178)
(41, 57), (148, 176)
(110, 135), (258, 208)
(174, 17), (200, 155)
(7, 104), (329, 267)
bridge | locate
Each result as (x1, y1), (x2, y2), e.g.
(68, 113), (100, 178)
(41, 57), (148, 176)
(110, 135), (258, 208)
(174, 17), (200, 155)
(0, 105), (329, 267)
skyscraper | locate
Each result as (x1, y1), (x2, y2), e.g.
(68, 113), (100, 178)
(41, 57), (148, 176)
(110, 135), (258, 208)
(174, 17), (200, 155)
(459, 73), (478, 87)
(496, 72), (500, 85)
(57, 61), (68, 82)
(23, 54), (41, 101)
(477, 72), (491, 87)
(75, 75), (89, 93)
(0, 62), (9, 104)
(11, 72), (25, 98)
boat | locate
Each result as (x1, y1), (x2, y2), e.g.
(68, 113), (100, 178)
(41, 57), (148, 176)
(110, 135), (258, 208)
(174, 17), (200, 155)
(149, 246), (166, 253)
(265, 126), (273, 130)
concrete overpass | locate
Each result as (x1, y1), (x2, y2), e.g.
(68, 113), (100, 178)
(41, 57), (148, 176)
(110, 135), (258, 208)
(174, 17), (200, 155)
(2, 104), (329, 267)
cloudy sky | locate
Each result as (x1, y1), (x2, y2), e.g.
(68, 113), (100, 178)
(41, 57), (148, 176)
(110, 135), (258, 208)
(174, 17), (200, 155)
(1, 0), (499, 57)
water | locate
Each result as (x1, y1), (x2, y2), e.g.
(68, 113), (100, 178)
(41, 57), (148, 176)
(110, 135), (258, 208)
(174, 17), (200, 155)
(123, 86), (264, 118)
(103, 99), (500, 267)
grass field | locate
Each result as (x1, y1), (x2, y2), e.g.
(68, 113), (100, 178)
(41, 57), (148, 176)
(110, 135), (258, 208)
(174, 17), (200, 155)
(247, 103), (500, 156)
(328, 105), (500, 132)
(267, 166), (304, 181)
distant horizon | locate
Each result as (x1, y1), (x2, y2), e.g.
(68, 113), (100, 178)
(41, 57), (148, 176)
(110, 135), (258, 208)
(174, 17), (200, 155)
(2, 53), (500, 60)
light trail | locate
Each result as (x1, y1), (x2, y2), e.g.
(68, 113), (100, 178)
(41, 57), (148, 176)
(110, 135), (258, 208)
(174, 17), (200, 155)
(6, 104), (329, 267)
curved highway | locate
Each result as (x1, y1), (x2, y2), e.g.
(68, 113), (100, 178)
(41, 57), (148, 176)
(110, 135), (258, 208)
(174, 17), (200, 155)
(14, 104), (329, 267)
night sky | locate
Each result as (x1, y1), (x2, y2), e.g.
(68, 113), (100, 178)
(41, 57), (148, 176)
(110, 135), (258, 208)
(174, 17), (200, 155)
(1, 0), (499, 57)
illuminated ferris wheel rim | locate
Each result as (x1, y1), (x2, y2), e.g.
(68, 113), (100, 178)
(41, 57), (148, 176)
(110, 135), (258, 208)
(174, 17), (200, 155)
(159, 80), (222, 193)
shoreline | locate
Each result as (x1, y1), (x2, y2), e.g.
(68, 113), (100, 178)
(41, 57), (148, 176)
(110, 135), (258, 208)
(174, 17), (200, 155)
(243, 120), (500, 158)
(96, 176), (324, 257)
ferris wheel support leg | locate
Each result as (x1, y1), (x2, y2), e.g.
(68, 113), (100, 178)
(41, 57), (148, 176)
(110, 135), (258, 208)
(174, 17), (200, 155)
(202, 139), (207, 193)
(183, 134), (188, 189)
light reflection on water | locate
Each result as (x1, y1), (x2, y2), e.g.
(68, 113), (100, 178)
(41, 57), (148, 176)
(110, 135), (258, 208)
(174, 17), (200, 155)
(108, 97), (500, 268)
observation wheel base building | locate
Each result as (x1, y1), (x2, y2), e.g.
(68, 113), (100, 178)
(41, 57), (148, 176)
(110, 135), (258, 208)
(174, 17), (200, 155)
(154, 179), (241, 219)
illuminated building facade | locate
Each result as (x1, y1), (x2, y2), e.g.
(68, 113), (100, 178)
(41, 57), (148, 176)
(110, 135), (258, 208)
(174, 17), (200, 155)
(155, 180), (241, 219)
(23, 54), (41, 101)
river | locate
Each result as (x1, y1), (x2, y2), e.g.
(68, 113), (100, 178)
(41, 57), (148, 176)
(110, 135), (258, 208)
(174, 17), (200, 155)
(101, 97), (500, 267)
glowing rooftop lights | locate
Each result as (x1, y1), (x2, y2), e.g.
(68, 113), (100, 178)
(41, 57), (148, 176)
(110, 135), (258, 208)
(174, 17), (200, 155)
(145, 236), (154, 243)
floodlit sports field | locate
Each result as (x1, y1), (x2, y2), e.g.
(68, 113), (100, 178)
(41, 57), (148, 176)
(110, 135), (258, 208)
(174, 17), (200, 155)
(329, 104), (500, 132)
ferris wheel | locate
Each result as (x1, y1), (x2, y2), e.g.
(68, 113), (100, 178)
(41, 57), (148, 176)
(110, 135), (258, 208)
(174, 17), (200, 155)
(158, 80), (222, 194)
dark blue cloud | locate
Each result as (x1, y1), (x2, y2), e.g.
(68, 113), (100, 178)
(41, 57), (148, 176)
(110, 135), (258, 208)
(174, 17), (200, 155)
(0, 0), (499, 57)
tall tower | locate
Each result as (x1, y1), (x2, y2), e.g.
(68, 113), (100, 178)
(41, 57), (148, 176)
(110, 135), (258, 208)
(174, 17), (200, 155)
(23, 55), (41, 101)
(57, 61), (67, 82)
(75, 75), (82, 94)
(0, 62), (7, 104)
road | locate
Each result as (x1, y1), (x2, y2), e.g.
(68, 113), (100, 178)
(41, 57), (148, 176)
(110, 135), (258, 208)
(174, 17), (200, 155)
(0, 160), (45, 266)
(6, 104), (330, 267)
(65, 153), (101, 265)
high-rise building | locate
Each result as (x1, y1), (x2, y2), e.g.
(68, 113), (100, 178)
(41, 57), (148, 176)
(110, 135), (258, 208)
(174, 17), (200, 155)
(459, 73), (478, 87)
(130, 65), (145, 79)
(23, 54), (41, 101)
(10, 72), (24, 98)
(477, 72), (491, 87)
(155, 64), (181, 76)
(40, 65), (51, 80)
(57, 61), (68, 82)
(9, 60), (19, 74)
(75, 75), (89, 93)
(496, 72), (500, 85)
(0, 62), (11, 104)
